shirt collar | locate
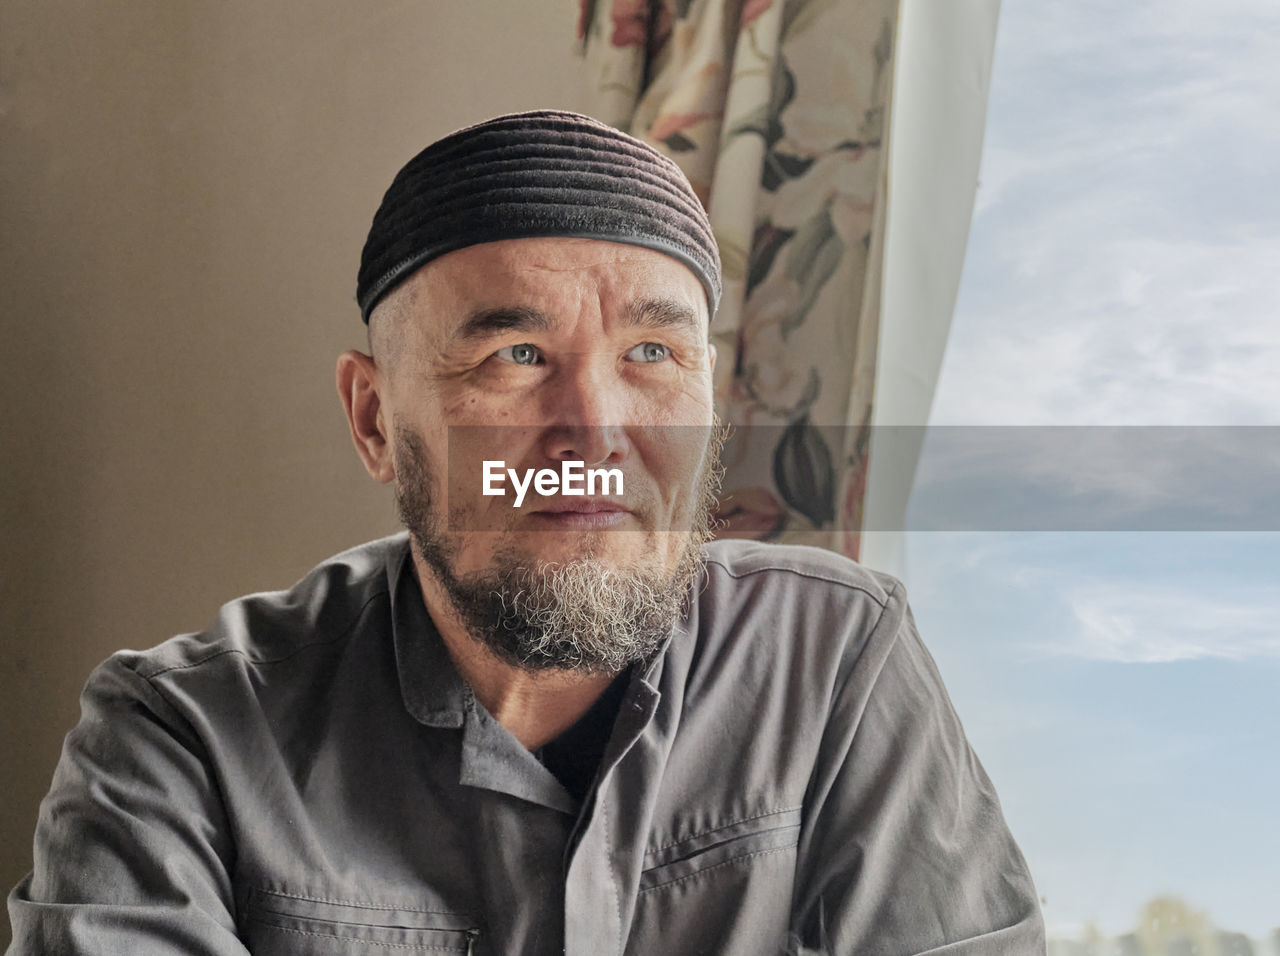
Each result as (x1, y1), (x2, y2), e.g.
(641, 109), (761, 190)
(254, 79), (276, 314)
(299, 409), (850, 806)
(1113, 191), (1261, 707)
(386, 535), (468, 729)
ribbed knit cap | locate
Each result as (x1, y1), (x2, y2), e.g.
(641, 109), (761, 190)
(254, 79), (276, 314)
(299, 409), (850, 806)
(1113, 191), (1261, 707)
(356, 110), (721, 323)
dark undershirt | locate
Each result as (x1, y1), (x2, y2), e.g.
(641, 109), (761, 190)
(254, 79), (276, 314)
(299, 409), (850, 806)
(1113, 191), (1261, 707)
(536, 669), (632, 803)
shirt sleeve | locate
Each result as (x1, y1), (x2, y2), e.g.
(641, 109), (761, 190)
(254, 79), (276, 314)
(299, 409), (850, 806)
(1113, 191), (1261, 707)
(788, 581), (1046, 955)
(7, 656), (250, 955)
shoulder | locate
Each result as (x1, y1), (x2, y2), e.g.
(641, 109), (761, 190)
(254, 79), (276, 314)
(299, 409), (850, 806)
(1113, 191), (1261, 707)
(700, 538), (901, 608)
(111, 533), (410, 684)
(683, 539), (911, 688)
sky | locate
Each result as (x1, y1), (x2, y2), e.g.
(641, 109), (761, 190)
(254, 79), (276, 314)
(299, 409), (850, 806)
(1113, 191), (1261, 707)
(903, 0), (1280, 940)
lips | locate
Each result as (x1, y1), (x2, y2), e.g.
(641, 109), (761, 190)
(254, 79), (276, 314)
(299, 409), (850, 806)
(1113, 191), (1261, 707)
(527, 497), (633, 529)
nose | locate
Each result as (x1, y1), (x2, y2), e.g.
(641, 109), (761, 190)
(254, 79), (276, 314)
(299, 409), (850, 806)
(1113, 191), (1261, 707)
(539, 356), (630, 467)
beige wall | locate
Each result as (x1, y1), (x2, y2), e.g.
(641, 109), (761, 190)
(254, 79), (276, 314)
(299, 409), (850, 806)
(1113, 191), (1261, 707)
(0, 0), (589, 923)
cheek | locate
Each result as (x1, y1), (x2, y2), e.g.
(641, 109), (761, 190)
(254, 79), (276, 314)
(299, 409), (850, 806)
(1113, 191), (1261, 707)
(443, 422), (542, 520)
(441, 391), (495, 418)
(428, 391), (528, 476)
(624, 373), (714, 430)
(441, 391), (531, 432)
(641, 427), (713, 507)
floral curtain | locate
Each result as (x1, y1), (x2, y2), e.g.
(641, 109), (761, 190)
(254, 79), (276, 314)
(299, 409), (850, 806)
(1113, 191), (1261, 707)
(580, 0), (898, 560)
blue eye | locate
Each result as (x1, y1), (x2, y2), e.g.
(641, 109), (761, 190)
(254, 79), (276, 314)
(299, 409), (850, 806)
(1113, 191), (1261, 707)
(496, 343), (541, 366)
(626, 342), (669, 363)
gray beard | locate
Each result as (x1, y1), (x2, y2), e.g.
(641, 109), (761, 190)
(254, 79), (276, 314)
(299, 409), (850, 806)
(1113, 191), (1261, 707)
(393, 424), (723, 675)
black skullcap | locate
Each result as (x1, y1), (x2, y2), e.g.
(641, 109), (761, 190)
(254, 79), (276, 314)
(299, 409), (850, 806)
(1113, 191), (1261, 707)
(356, 109), (721, 323)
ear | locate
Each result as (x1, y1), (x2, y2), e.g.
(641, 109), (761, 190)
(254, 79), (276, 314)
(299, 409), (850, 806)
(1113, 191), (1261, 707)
(336, 350), (395, 484)
(707, 341), (717, 374)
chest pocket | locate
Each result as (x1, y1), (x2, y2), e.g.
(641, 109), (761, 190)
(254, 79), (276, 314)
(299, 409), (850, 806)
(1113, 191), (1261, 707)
(639, 806), (802, 892)
(626, 808), (802, 955)
(240, 887), (480, 954)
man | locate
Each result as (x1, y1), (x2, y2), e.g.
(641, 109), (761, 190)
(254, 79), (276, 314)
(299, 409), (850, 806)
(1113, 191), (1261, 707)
(8, 110), (1044, 954)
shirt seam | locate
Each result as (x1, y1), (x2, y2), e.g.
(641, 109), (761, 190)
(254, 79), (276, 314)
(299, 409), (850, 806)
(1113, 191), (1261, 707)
(603, 797), (624, 956)
(246, 920), (467, 951)
(249, 886), (469, 915)
(838, 577), (902, 688)
(701, 558), (890, 608)
(137, 587), (391, 679)
(790, 577), (904, 920)
(648, 805), (802, 854)
(105, 663), (241, 901)
(638, 844), (797, 893)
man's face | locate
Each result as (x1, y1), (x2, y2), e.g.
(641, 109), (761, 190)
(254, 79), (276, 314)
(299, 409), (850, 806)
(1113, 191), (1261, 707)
(366, 237), (720, 672)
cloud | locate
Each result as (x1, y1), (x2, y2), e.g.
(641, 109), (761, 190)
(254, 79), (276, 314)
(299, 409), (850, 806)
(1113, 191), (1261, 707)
(1060, 584), (1280, 662)
(906, 531), (1280, 663)
(929, 0), (1280, 427)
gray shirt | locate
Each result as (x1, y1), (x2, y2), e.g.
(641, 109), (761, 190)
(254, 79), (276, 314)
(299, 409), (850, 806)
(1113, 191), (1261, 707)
(8, 534), (1045, 955)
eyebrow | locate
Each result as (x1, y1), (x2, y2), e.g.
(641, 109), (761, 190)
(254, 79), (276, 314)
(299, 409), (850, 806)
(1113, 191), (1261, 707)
(453, 306), (553, 341)
(624, 298), (702, 334)
(451, 297), (702, 343)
